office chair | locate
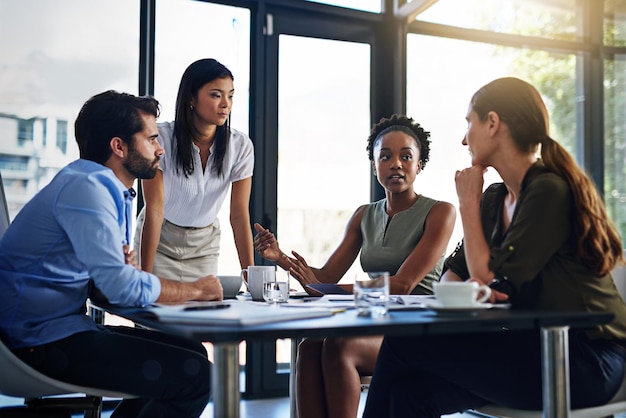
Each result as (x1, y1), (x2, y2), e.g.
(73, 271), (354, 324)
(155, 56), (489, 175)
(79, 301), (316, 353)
(0, 338), (132, 418)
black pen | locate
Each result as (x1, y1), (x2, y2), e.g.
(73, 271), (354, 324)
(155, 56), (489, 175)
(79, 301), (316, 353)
(183, 303), (230, 311)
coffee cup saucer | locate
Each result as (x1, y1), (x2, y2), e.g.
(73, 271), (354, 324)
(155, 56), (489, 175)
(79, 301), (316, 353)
(426, 302), (510, 312)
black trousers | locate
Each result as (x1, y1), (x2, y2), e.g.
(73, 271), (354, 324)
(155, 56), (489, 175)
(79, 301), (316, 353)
(362, 330), (626, 418)
(14, 326), (212, 418)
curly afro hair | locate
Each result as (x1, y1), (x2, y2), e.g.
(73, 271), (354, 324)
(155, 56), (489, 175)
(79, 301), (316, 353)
(366, 114), (431, 170)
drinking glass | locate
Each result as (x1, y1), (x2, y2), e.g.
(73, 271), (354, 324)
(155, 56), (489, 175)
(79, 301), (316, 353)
(353, 271), (389, 317)
(263, 270), (290, 304)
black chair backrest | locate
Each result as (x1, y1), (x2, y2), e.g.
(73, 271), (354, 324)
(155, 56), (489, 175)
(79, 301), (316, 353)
(0, 172), (10, 237)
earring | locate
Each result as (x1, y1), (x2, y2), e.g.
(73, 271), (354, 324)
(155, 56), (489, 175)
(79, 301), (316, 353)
(190, 103), (194, 110)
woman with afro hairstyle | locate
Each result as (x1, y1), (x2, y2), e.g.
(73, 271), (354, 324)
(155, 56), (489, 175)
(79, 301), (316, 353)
(253, 114), (456, 418)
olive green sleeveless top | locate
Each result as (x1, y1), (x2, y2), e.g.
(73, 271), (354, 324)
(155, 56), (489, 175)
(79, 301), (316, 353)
(360, 196), (444, 295)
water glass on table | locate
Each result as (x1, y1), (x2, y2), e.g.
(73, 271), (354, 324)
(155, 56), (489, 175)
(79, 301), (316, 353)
(263, 270), (290, 304)
(354, 271), (390, 317)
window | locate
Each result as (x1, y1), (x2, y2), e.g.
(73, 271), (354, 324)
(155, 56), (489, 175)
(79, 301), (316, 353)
(605, 0), (626, 47)
(604, 53), (626, 242)
(0, 155), (29, 172)
(56, 120), (68, 154)
(17, 119), (33, 147)
(418, 0), (581, 41)
(277, 35), (371, 286)
(407, 34), (577, 250)
(604, 1), (626, 242)
(405, 0), (626, 247)
(0, 0), (139, 217)
(305, 0), (381, 13)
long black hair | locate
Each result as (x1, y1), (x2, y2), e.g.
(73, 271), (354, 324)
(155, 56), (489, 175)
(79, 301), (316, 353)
(173, 58), (234, 177)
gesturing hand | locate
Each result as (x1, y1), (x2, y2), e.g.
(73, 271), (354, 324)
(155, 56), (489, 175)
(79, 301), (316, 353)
(253, 223), (283, 262)
(288, 251), (319, 288)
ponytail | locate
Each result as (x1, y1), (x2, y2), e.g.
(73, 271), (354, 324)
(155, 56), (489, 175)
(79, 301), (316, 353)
(541, 137), (624, 276)
(471, 78), (623, 276)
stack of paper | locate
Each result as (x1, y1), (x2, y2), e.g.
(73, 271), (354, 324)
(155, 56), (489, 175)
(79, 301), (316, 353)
(146, 300), (334, 326)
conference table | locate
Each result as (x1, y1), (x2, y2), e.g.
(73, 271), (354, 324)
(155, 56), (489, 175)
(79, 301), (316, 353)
(100, 302), (613, 418)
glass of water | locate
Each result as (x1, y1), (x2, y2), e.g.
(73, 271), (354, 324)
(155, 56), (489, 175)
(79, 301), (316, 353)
(263, 270), (290, 304)
(353, 272), (390, 317)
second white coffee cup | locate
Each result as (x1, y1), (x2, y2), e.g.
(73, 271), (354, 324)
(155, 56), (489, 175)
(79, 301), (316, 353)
(434, 281), (491, 308)
(241, 266), (276, 300)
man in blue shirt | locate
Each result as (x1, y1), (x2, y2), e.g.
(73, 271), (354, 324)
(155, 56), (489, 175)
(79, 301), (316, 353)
(0, 91), (222, 418)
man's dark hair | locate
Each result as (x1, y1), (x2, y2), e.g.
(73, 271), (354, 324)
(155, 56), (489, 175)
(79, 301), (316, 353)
(75, 90), (160, 164)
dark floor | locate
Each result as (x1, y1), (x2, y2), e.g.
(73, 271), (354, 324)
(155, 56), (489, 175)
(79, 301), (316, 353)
(0, 393), (476, 418)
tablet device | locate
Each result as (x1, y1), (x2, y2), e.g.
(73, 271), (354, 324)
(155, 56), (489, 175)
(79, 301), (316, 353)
(305, 283), (352, 295)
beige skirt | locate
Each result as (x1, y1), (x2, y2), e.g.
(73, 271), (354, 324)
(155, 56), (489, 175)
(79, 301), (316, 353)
(134, 208), (220, 282)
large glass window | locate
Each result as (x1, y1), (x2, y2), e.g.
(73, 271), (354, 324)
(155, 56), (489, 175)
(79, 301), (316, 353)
(417, 0), (581, 41)
(605, 0), (626, 47)
(604, 54), (626, 241)
(272, 34), (371, 372)
(0, 0), (139, 220)
(277, 35), (371, 290)
(604, 0), (626, 245)
(407, 35), (577, 250)
(410, 0), (626, 247)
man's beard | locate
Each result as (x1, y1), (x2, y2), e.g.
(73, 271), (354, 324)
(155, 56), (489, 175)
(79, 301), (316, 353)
(123, 146), (159, 179)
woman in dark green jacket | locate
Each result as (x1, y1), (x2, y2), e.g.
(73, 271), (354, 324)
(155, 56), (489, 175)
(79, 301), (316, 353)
(363, 77), (626, 417)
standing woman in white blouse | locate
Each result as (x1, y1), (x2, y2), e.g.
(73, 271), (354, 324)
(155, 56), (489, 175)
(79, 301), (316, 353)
(135, 58), (255, 281)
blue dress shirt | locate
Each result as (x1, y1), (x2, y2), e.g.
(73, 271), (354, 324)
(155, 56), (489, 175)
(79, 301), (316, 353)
(0, 160), (161, 349)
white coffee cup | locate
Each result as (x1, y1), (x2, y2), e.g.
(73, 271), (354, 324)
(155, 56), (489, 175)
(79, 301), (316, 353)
(217, 275), (243, 299)
(434, 281), (491, 308)
(241, 266), (276, 300)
